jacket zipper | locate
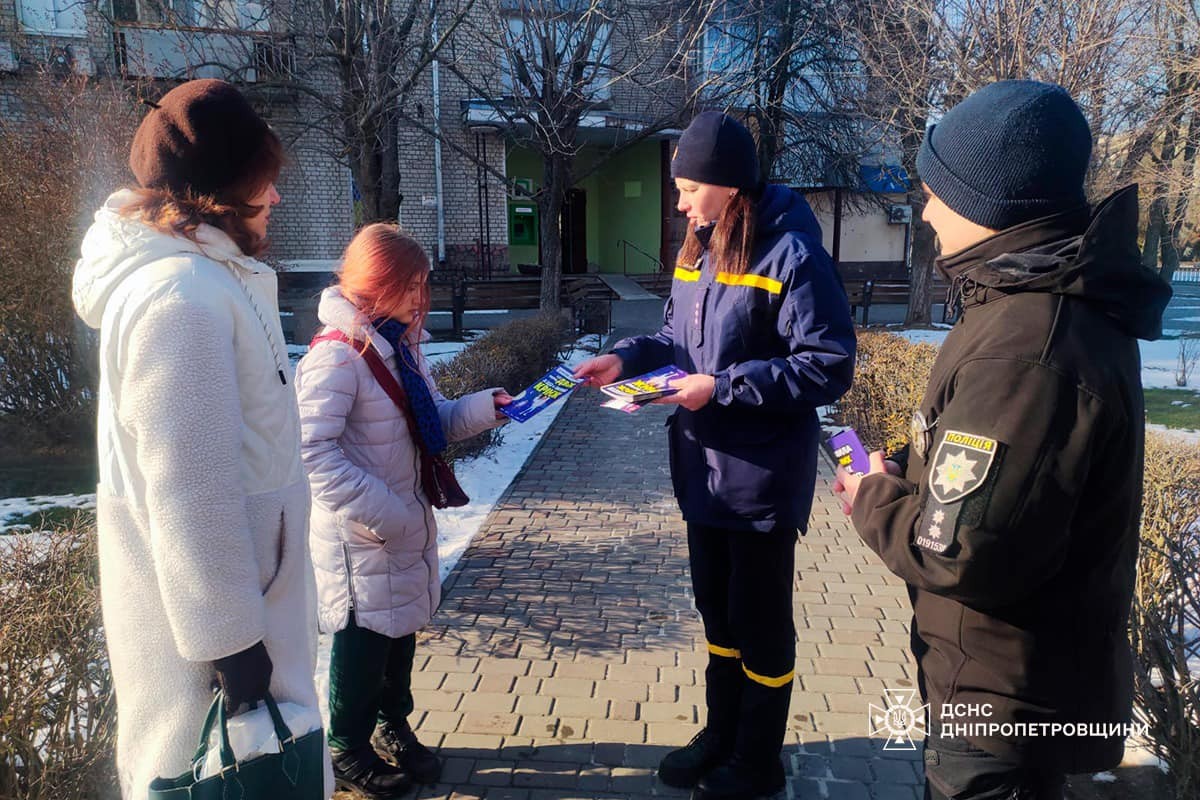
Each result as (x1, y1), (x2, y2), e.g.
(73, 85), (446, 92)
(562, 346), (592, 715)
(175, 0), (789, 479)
(341, 542), (357, 610)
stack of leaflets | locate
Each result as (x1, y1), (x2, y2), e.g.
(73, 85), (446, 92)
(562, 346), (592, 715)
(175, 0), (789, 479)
(600, 365), (689, 413)
(500, 365), (583, 423)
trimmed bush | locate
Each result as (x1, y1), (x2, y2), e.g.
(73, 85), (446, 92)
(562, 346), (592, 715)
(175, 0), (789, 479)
(431, 312), (573, 462)
(0, 73), (139, 451)
(0, 514), (118, 800)
(830, 330), (939, 453)
(1132, 433), (1200, 799)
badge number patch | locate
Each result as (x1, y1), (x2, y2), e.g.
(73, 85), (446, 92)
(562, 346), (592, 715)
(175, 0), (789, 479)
(926, 430), (998, 504)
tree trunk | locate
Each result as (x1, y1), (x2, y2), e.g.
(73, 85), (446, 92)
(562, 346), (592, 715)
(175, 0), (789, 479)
(1160, 234), (1181, 284)
(1143, 198), (1166, 271)
(377, 111), (401, 223)
(905, 192), (936, 325)
(539, 155), (569, 311)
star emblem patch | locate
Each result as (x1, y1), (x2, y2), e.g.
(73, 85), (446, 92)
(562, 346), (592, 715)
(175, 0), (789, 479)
(927, 430), (998, 504)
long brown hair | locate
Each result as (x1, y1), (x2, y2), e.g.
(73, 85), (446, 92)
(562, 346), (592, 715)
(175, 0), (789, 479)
(119, 128), (284, 257)
(676, 187), (760, 275)
(338, 223), (432, 340)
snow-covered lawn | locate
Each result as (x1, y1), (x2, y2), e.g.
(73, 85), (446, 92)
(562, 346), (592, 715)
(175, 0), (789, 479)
(893, 327), (1200, 396)
(0, 493), (96, 530)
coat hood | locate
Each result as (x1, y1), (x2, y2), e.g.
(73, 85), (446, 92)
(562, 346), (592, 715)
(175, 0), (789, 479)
(73, 189), (257, 329)
(938, 186), (1173, 340)
(756, 183), (823, 241)
(315, 286), (432, 358)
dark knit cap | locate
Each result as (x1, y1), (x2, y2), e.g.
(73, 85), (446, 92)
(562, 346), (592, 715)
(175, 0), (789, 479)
(670, 111), (759, 190)
(917, 80), (1092, 230)
(130, 79), (274, 197)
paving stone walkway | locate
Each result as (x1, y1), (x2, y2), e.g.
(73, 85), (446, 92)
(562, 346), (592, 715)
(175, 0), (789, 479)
(402, 380), (925, 799)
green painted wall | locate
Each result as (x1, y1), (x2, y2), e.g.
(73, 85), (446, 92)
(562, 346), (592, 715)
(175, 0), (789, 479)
(506, 148), (543, 269)
(594, 141), (663, 274)
(504, 140), (663, 274)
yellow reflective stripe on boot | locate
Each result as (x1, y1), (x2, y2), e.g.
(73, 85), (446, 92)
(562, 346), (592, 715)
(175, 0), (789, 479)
(742, 665), (795, 688)
(707, 642), (742, 659)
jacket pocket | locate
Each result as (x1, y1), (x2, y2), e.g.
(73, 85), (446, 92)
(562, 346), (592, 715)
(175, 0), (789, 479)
(344, 517), (387, 545)
(384, 497), (431, 570)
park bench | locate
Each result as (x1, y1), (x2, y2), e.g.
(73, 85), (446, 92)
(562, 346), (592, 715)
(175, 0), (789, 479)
(429, 273), (615, 334)
(844, 278), (955, 326)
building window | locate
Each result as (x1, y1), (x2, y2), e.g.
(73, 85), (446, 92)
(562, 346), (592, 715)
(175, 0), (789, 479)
(499, 12), (612, 102)
(19, 0), (88, 36)
(110, 0), (267, 30)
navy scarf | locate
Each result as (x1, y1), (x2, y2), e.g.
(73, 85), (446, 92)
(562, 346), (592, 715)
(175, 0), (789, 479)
(373, 319), (447, 456)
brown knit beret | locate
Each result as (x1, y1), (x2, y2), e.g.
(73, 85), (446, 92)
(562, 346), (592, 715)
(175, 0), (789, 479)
(129, 79), (272, 197)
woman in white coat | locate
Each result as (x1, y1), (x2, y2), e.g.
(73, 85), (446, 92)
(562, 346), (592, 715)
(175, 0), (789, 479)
(295, 224), (510, 798)
(72, 80), (331, 798)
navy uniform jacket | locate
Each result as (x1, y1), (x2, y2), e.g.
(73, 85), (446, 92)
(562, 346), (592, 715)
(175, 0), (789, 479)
(612, 184), (855, 532)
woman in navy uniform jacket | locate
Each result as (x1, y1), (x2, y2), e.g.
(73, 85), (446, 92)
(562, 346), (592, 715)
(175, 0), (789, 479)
(576, 112), (855, 798)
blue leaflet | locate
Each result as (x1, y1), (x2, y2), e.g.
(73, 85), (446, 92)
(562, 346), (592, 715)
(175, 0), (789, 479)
(500, 365), (584, 423)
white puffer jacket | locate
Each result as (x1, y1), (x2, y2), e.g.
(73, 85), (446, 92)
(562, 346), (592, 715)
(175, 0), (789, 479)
(72, 191), (331, 799)
(295, 287), (503, 638)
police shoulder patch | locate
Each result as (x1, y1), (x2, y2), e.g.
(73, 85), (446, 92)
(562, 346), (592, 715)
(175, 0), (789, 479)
(926, 429), (999, 504)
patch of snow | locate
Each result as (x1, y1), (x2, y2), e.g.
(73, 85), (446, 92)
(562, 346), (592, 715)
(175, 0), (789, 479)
(882, 327), (1200, 392)
(1121, 741), (1171, 774)
(893, 329), (950, 347)
(421, 339), (472, 368)
(1145, 424), (1200, 445)
(1, 493), (96, 530)
(1140, 338), (1198, 390)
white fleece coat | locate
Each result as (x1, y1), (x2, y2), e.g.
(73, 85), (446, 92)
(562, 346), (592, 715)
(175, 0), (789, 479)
(295, 287), (503, 639)
(72, 191), (332, 799)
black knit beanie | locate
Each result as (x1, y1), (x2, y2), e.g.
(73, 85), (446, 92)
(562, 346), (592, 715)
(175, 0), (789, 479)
(130, 79), (274, 197)
(917, 80), (1092, 230)
(670, 111), (759, 190)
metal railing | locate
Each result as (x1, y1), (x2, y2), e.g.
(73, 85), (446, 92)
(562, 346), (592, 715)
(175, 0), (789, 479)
(1173, 265), (1200, 284)
(618, 239), (664, 273)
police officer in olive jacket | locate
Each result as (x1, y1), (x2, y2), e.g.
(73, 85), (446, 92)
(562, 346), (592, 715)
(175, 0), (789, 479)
(838, 81), (1172, 800)
(577, 112), (855, 799)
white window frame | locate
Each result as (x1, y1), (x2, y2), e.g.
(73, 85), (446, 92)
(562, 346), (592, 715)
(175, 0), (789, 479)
(18, 0), (88, 37)
(500, 14), (613, 103)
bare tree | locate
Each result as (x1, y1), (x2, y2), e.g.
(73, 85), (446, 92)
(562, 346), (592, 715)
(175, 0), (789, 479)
(97, 0), (478, 225)
(844, 0), (939, 324)
(699, 0), (869, 187)
(445, 0), (717, 310)
(844, 0), (1148, 325)
(276, 0), (482, 223)
(1130, 0), (1199, 281)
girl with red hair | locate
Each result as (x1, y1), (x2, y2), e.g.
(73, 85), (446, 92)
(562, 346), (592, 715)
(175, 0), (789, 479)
(295, 224), (511, 797)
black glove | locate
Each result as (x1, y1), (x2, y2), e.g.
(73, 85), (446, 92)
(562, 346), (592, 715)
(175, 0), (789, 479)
(212, 641), (273, 713)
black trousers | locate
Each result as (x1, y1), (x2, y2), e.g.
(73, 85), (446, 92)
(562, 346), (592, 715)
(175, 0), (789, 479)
(327, 613), (417, 752)
(687, 522), (797, 766)
(923, 737), (1066, 800)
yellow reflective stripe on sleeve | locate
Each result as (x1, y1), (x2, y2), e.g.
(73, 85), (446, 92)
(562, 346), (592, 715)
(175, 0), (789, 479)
(715, 272), (783, 294)
(707, 643), (742, 659)
(674, 266), (701, 282)
(742, 665), (795, 688)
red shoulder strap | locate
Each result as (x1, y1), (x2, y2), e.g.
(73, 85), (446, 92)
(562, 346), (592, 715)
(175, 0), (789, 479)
(308, 328), (425, 454)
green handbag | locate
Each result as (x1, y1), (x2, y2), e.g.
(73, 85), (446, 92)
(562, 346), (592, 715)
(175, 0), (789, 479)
(148, 692), (325, 800)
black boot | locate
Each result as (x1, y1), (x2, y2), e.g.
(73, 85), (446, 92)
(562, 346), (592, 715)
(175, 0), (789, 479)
(658, 728), (733, 788)
(693, 755), (786, 800)
(331, 745), (413, 799)
(371, 719), (442, 784)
